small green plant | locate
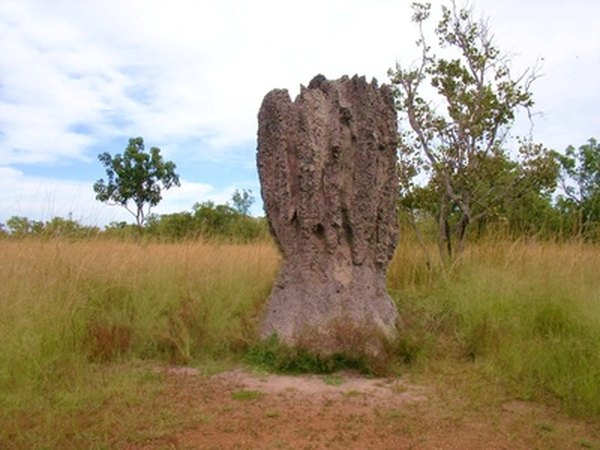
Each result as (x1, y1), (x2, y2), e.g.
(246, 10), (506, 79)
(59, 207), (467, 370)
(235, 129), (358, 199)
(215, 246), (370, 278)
(323, 374), (344, 386)
(342, 390), (363, 398)
(391, 384), (408, 395)
(245, 335), (373, 374)
(386, 409), (406, 420)
(576, 439), (594, 449)
(231, 390), (263, 401)
(536, 422), (555, 432)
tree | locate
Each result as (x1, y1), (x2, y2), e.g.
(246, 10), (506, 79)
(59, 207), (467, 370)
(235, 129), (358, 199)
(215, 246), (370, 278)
(145, 211), (196, 240)
(5, 215), (99, 238)
(230, 188), (255, 216)
(42, 216), (100, 238)
(6, 216), (31, 237)
(5, 216), (43, 237)
(94, 137), (180, 227)
(389, 2), (551, 261)
(554, 137), (600, 237)
(191, 200), (266, 241)
(192, 201), (238, 235)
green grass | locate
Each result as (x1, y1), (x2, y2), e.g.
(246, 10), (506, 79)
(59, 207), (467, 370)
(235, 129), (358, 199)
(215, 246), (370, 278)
(0, 240), (278, 448)
(231, 389), (264, 401)
(1, 237), (599, 447)
(323, 374), (344, 386)
(342, 389), (363, 398)
(0, 361), (192, 448)
(390, 239), (600, 417)
(245, 334), (374, 374)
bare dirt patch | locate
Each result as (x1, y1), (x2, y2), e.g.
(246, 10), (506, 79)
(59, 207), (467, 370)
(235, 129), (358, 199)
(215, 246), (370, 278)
(215, 368), (429, 406)
(133, 367), (600, 450)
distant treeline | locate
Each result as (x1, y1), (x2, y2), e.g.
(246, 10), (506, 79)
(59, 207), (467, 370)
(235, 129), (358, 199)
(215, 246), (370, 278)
(400, 203), (600, 244)
(1, 195), (598, 244)
(2, 134), (599, 244)
(0, 200), (270, 242)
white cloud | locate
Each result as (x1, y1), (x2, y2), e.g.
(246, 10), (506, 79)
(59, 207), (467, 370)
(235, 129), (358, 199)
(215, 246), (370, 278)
(0, 2), (134, 163)
(0, 0), (599, 225)
(0, 166), (113, 224)
(1, 0), (598, 164)
(468, 1), (600, 151)
(156, 180), (227, 214)
(0, 0), (418, 165)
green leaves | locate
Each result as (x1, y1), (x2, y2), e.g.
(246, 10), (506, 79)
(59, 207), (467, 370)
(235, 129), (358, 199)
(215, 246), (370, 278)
(93, 137), (180, 227)
(555, 138), (600, 237)
(231, 188), (255, 216)
(390, 1), (544, 259)
(410, 2), (431, 23)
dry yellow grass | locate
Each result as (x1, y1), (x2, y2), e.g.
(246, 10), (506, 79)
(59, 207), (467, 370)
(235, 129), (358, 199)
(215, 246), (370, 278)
(0, 237), (599, 448)
(0, 239), (279, 400)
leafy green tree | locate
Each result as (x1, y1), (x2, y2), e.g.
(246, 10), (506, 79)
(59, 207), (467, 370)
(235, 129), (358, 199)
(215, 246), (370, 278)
(191, 200), (267, 241)
(5, 215), (99, 238)
(192, 201), (239, 236)
(6, 216), (29, 236)
(94, 137), (180, 227)
(42, 216), (100, 238)
(102, 221), (140, 240)
(30, 220), (44, 235)
(145, 211), (196, 240)
(4, 216), (47, 237)
(230, 188), (255, 216)
(554, 137), (600, 237)
(389, 2), (552, 260)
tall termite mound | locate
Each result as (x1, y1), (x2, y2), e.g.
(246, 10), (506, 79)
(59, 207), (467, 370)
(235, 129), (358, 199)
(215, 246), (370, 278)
(257, 74), (400, 357)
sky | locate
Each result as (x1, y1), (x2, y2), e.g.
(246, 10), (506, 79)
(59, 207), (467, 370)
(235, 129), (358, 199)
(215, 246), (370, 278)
(1, 0), (599, 227)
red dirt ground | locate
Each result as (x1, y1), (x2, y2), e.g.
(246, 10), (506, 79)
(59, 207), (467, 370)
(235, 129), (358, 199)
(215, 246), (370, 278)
(133, 367), (600, 450)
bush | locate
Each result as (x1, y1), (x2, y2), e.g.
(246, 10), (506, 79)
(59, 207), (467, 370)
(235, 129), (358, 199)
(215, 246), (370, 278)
(245, 335), (374, 375)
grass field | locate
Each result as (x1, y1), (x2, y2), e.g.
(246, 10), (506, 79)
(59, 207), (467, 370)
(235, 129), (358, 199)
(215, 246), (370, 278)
(391, 238), (600, 417)
(0, 237), (599, 447)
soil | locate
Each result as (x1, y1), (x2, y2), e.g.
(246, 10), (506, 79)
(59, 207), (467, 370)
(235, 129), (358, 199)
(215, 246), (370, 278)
(257, 75), (400, 354)
(134, 367), (600, 450)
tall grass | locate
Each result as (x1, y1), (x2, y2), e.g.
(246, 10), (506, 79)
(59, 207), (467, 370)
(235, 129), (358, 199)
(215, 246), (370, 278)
(0, 237), (278, 368)
(0, 240), (278, 418)
(0, 236), (598, 446)
(389, 237), (600, 416)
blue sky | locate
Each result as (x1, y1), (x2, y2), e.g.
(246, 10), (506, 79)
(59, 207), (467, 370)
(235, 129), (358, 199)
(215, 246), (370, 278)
(1, 0), (599, 227)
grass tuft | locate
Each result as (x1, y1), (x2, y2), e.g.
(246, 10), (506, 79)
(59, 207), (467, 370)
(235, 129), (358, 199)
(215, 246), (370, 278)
(231, 389), (264, 401)
(245, 335), (375, 375)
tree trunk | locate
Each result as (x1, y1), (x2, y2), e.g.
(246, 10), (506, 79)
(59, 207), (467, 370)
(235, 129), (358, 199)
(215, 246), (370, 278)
(437, 198), (453, 264)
